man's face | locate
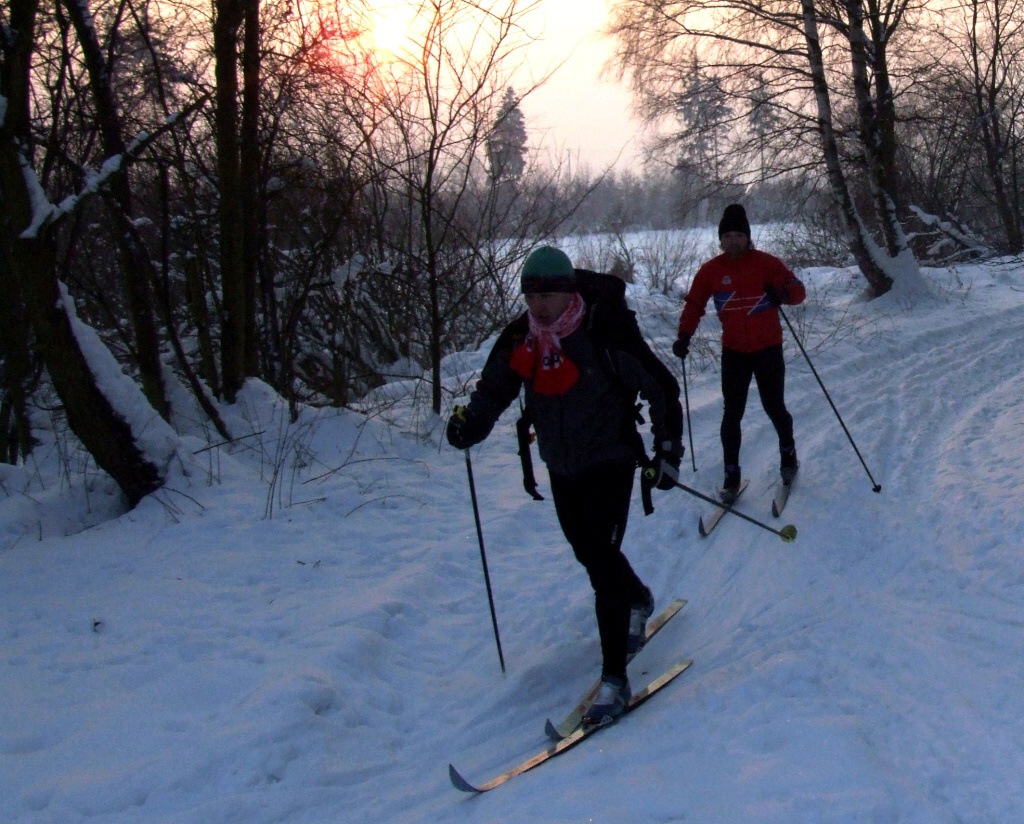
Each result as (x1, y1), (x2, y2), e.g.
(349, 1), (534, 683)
(524, 291), (574, 325)
(720, 231), (750, 258)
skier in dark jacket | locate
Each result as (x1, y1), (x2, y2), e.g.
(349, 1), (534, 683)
(673, 204), (806, 502)
(447, 245), (684, 725)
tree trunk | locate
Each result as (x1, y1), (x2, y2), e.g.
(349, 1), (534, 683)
(0, 225), (36, 463)
(241, 0), (261, 377)
(848, 2), (908, 260)
(215, 0), (246, 401)
(802, 0), (894, 295)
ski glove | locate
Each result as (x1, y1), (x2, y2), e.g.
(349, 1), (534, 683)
(650, 443), (682, 491)
(764, 283), (788, 307)
(446, 405), (488, 450)
(671, 334), (691, 360)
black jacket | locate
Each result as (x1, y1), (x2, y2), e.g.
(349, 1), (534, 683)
(465, 306), (682, 477)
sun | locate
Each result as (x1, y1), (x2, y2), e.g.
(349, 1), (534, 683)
(367, 3), (418, 58)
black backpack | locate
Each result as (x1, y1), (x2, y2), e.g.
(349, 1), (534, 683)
(516, 269), (682, 513)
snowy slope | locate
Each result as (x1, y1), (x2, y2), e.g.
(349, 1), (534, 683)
(2, 259), (1024, 823)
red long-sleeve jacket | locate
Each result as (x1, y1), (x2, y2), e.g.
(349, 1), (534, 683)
(677, 249), (805, 353)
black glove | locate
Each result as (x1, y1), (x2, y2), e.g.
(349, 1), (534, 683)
(446, 405), (487, 450)
(672, 334), (691, 360)
(764, 283), (788, 307)
(649, 443), (682, 491)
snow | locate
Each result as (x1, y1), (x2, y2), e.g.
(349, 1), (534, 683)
(3, 256), (1024, 822)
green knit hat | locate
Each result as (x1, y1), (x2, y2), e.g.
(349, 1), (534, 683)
(521, 246), (577, 294)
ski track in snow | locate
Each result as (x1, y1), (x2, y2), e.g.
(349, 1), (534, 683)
(2, 263), (1024, 823)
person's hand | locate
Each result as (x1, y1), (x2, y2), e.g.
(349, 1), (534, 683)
(650, 445), (682, 491)
(764, 283), (788, 307)
(671, 334), (691, 360)
(446, 405), (487, 450)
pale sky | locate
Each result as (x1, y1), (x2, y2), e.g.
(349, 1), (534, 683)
(367, 1), (646, 172)
(517, 2), (647, 172)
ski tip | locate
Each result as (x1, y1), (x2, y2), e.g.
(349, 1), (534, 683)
(771, 501), (780, 518)
(698, 518), (708, 537)
(779, 524), (797, 543)
(449, 763), (481, 793)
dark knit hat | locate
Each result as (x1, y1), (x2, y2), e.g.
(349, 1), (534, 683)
(718, 204), (751, 239)
(521, 246), (577, 294)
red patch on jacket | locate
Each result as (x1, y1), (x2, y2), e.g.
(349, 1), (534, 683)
(510, 337), (579, 395)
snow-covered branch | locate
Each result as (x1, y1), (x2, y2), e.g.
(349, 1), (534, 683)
(17, 95), (209, 239)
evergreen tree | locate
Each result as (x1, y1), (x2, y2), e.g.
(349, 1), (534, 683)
(748, 72), (781, 177)
(486, 87), (527, 184)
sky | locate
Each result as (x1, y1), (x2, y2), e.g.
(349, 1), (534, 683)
(3, 228), (1024, 822)
(364, 0), (649, 171)
(518, 2), (647, 171)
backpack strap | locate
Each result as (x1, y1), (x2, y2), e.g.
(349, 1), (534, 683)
(599, 346), (655, 516)
(516, 400), (544, 501)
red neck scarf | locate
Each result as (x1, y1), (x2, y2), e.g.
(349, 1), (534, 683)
(510, 293), (586, 394)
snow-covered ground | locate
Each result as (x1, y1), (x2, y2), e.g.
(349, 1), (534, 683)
(2, 251), (1024, 823)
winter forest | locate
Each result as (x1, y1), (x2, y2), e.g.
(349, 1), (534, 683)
(1, 0), (1023, 522)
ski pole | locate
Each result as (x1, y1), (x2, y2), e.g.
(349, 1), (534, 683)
(652, 472), (798, 542)
(778, 307), (882, 493)
(681, 359), (697, 472)
(463, 449), (506, 673)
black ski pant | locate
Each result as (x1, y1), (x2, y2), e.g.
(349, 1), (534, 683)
(549, 459), (649, 682)
(720, 344), (795, 469)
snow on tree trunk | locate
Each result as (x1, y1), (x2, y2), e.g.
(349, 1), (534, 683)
(61, 284), (179, 480)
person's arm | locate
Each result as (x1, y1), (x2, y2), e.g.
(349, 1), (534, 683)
(764, 256), (806, 307)
(447, 316), (526, 449)
(453, 322), (526, 444)
(677, 264), (713, 338)
(617, 346), (683, 461)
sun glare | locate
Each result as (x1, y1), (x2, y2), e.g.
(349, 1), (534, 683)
(367, 3), (417, 58)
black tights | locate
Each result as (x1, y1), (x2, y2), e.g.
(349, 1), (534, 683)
(720, 344), (794, 468)
(549, 461), (649, 680)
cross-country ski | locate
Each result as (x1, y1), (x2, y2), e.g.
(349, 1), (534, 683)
(449, 659), (693, 793)
(772, 475), (796, 517)
(544, 597), (686, 740)
(698, 480), (750, 537)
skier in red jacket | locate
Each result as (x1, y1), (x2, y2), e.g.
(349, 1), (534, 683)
(672, 204), (806, 502)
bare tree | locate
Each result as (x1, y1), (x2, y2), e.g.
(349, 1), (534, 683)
(608, 0), (933, 296)
(348, 0), (579, 414)
(61, 0), (170, 420)
(0, 0), (168, 504)
(943, 0), (1024, 252)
